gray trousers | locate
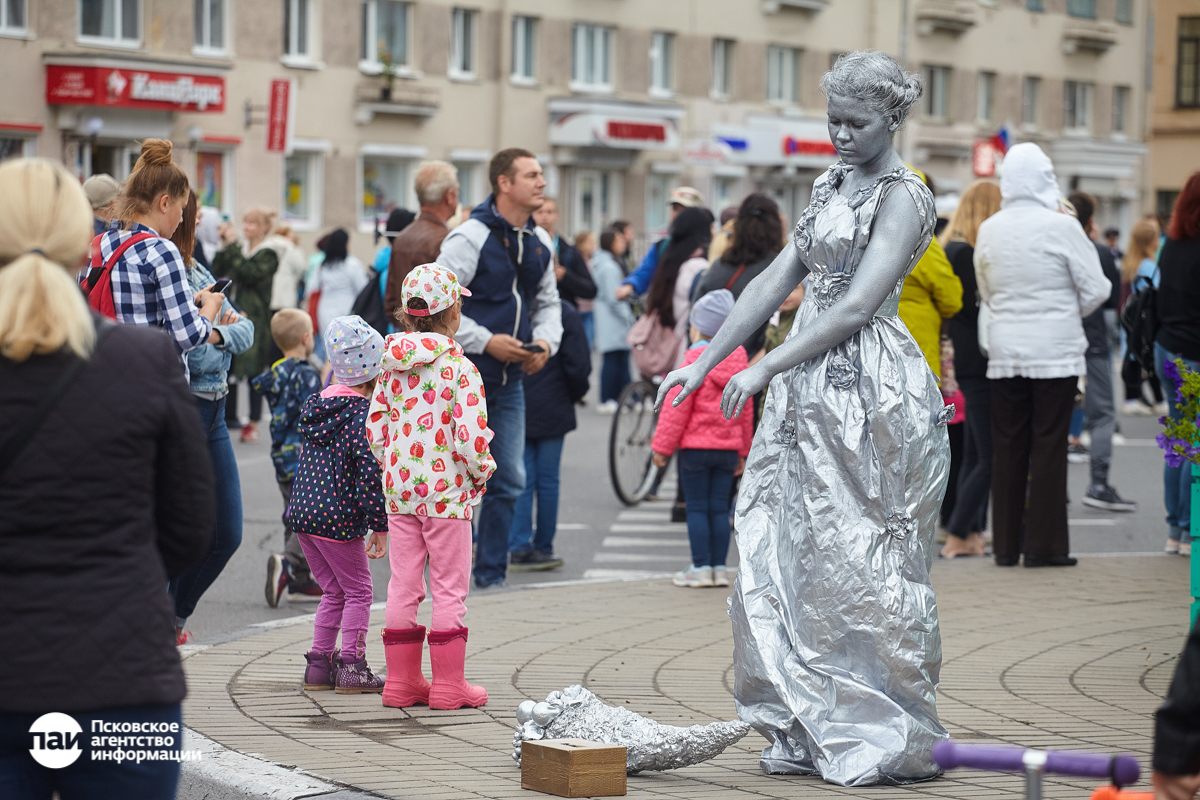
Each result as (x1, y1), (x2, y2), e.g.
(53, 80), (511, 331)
(278, 479), (312, 584)
(1085, 350), (1116, 487)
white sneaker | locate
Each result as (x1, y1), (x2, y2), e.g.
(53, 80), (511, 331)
(672, 565), (714, 588)
(1124, 399), (1153, 416)
(713, 566), (729, 587)
(596, 400), (619, 415)
(1155, 400), (1170, 415)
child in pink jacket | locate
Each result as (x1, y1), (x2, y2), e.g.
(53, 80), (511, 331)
(365, 264), (496, 710)
(652, 289), (753, 589)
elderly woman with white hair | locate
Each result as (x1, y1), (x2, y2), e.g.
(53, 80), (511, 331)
(658, 51), (949, 786)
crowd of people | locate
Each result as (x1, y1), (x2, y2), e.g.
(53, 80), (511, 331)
(1, 119), (1199, 795)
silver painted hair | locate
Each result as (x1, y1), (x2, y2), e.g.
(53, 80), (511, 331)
(820, 51), (923, 127)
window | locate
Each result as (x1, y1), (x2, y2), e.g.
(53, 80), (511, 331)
(1116, 0), (1133, 25)
(361, 1), (410, 68)
(1, 0), (26, 33)
(1026, 0), (1044, 11)
(767, 45), (801, 104)
(1064, 80), (1093, 132)
(511, 15), (536, 83)
(572, 23), (613, 92)
(572, 170), (619, 234)
(1158, 190), (1180, 225)
(0, 136), (35, 161)
(283, 0), (311, 59)
(79, 0), (139, 44)
(1112, 85), (1130, 134)
(361, 156), (411, 226)
(450, 8), (476, 79)
(283, 150), (321, 228)
(713, 176), (739, 214)
(1022, 76), (1041, 127)
(1180, 18), (1200, 108)
(1067, 0), (1096, 19)
(977, 71), (996, 123)
(645, 173), (673, 235)
(922, 65), (950, 119)
(197, 150), (229, 211)
(194, 0), (225, 53)
(650, 32), (675, 95)
(454, 161), (481, 206)
(712, 38), (733, 98)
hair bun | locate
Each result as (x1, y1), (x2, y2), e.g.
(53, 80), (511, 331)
(138, 138), (174, 167)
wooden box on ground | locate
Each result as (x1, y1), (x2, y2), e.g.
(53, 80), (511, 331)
(521, 739), (627, 797)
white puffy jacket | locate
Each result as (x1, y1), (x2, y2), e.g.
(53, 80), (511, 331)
(974, 143), (1111, 380)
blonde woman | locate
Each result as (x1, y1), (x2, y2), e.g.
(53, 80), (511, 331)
(1119, 218), (1166, 415)
(939, 180), (1002, 558)
(0, 158), (212, 797)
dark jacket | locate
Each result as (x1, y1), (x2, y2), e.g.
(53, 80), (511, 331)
(946, 241), (988, 380)
(289, 385), (388, 541)
(213, 241), (278, 379)
(1156, 237), (1200, 362)
(1081, 241), (1121, 356)
(555, 238), (597, 307)
(252, 356), (323, 483)
(0, 320), (213, 714)
(1153, 622), (1200, 775)
(693, 253), (776, 356)
(525, 301), (591, 440)
(384, 210), (450, 322)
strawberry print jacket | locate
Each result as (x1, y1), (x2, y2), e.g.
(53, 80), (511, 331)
(366, 332), (497, 519)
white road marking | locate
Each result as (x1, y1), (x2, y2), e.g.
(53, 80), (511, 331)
(582, 569), (675, 580)
(603, 536), (690, 548)
(593, 552), (688, 563)
(1068, 519), (1118, 526)
(617, 511), (672, 522)
(610, 523), (688, 533)
(554, 523), (591, 530)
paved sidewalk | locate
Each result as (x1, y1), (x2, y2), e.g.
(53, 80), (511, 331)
(181, 556), (1192, 800)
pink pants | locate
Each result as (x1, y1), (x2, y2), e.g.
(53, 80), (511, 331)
(386, 515), (472, 631)
(297, 533), (373, 662)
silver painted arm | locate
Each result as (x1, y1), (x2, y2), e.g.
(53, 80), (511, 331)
(657, 185), (926, 420)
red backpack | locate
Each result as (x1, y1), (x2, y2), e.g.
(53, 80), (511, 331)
(81, 232), (155, 319)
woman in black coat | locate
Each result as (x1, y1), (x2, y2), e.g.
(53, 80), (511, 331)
(0, 158), (213, 799)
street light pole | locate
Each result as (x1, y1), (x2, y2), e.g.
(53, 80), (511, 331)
(898, 0), (913, 163)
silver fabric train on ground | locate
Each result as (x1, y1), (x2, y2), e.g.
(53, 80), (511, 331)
(511, 685), (751, 774)
(730, 163), (951, 786)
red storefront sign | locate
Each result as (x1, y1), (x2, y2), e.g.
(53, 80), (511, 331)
(266, 78), (295, 155)
(973, 140), (999, 177)
(782, 136), (837, 157)
(606, 121), (666, 142)
(45, 65), (224, 112)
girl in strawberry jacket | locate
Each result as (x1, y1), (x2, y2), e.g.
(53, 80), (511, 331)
(366, 264), (497, 710)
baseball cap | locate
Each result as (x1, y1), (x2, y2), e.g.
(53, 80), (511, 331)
(403, 263), (472, 317)
(668, 186), (704, 209)
(325, 315), (385, 386)
(83, 174), (120, 211)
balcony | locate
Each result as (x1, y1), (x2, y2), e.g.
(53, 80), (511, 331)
(915, 0), (978, 36)
(761, 0), (829, 12)
(354, 83), (440, 124)
(1061, 21), (1118, 54)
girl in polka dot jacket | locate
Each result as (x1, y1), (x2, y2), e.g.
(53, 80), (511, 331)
(290, 315), (389, 696)
(365, 264), (496, 710)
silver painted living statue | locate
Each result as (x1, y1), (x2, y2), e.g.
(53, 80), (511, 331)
(656, 51), (951, 787)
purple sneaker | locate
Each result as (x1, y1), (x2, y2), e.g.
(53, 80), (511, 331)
(302, 650), (335, 691)
(335, 657), (385, 694)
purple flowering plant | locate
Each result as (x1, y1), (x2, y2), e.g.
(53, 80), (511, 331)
(1156, 358), (1200, 468)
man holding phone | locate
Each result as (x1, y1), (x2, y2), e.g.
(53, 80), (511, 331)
(437, 148), (562, 589)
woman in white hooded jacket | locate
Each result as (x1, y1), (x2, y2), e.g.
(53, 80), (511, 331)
(974, 142), (1111, 568)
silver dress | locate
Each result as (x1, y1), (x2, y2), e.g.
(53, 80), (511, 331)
(730, 163), (951, 787)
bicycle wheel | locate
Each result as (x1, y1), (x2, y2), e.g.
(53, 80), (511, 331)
(608, 380), (661, 506)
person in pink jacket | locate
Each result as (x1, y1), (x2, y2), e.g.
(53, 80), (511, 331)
(365, 264), (497, 711)
(651, 289), (754, 588)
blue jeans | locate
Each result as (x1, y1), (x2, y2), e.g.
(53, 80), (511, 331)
(0, 704), (181, 800)
(678, 448), (738, 567)
(170, 396), (244, 623)
(473, 380), (526, 587)
(1154, 342), (1196, 544)
(509, 437), (566, 555)
(600, 350), (631, 403)
(1069, 406), (1085, 439)
(580, 311), (595, 352)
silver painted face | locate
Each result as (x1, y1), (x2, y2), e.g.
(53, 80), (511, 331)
(826, 93), (896, 167)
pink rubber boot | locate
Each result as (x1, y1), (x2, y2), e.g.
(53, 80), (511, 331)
(427, 627), (487, 709)
(381, 626), (431, 707)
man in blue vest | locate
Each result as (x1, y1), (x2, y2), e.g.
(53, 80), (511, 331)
(438, 148), (563, 588)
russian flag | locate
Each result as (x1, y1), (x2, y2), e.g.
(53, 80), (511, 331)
(989, 125), (1010, 155)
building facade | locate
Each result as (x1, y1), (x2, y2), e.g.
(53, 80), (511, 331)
(1147, 0), (1200, 225)
(0, 0), (1148, 259)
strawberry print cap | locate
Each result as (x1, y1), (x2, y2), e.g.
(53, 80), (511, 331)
(403, 263), (471, 317)
(325, 315), (384, 386)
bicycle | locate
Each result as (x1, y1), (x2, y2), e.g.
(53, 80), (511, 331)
(934, 739), (1145, 800)
(607, 378), (663, 506)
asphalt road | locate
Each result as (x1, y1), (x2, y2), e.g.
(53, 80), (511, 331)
(181, 369), (1182, 643)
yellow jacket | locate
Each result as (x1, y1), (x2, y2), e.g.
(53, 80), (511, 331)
(898, 234), (962, 379)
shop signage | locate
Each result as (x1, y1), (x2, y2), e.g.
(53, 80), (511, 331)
(266, 78), (296, 155)
(45, 65), (224, 112)
(682, 139), (732, 165)
(550, 112), (679, 150)
(783, 136), (837, 157)
(972, 140), (1001, 177)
